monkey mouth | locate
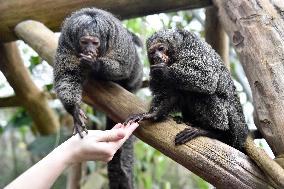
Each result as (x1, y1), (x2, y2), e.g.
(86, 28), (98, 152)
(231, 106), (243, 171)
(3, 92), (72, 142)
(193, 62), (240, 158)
(79, 51), (98, 60)
(151, 63), (167, 69)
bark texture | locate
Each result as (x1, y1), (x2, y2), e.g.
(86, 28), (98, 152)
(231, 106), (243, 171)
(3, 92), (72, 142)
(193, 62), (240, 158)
(213, 0), (284, 157)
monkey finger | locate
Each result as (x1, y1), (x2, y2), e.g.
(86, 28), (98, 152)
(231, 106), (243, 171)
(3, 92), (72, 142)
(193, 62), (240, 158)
(79, 109), (88, 119)
(80, 54), (93, 62)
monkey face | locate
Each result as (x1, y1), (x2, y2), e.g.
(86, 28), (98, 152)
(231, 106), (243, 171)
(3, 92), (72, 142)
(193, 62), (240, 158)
(79, 36), (100, 61)
(148, 43), (170, 69)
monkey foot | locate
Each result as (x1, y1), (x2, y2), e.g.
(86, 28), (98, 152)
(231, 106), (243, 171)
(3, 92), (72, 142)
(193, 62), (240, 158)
(73, 109), (88, 138)
(123, 113), (146, 125)
(175, 127), (201, 145)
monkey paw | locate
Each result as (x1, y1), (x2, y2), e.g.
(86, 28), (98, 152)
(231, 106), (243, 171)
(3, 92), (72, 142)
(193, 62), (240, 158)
(123, 113), (146, 125)
(79, 53), (95, 63)
(79, 54), (94, 69)
(73, 109), (88, 138)
(174, 127), (201, 145)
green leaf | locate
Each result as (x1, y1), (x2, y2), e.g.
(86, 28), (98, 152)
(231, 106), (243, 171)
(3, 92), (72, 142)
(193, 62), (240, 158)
(29, 55), (42, 71)
(0, 126), (3, 135)
(44, 84), (54, 92)
(7, 108), (32, 129)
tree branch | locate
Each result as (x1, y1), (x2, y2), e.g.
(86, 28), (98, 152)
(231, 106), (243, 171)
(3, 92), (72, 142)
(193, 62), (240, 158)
(0, 42), (59, 135)
(0, 96), (21, 107)
(0, 0), (212, 42)
(83, 80), (274, 189)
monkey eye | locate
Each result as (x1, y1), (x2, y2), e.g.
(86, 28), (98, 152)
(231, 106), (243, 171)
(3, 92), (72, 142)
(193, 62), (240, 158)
(80, 40), (88, 45)
(158, 45), (166, 52)
(92, 41), (100, 46)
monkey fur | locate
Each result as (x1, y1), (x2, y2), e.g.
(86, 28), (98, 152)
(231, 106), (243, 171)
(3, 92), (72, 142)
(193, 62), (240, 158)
(125, 29), (248, 152)
(53, 8), (143, 189)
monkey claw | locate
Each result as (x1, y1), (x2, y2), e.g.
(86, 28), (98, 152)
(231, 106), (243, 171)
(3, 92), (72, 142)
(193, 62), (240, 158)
(73, 109), (88, 138)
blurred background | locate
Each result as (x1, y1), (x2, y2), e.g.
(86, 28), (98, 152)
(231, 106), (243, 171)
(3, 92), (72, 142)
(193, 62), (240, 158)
(0, 8), (273, 189)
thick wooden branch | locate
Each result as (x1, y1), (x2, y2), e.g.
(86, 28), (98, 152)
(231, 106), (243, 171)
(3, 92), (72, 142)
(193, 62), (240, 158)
(0, 0), (212, 42)
(213, 0), (284, 157)
(245, 134), (284, 187)
(0, 42), (59, 135)
(15, 21), (58, 66)
(14, 20), (276, 189)
(205, 6), (230, 68)
(83, 81), (274, 189)
(0, 96), (21, 107)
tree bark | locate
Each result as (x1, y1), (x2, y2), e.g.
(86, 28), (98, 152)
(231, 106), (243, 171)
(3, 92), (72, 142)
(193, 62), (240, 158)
(213, 0), (284, 157)
(0, 0), (212, 42)
(0, 96), (21, 107)
(205, 6), (230, 68)
(0, 42), (59, 135)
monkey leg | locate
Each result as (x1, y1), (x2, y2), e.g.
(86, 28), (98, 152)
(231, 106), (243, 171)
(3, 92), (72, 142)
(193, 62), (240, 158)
(175, 127), (220, 145)
(107, 118), (134, 189)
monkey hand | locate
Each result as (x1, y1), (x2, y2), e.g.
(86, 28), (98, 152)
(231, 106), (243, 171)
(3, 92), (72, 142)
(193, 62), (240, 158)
(72, 105), (88, 138)
(123, 113), (146, 125)
(150, 63), (170, 80)
(123, 111), (161, 126)
(79, 54), (101, 74)
(79, 54), (94, 70)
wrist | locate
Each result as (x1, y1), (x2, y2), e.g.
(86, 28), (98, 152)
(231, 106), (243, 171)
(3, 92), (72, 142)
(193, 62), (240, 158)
(53, 138), (77, 167)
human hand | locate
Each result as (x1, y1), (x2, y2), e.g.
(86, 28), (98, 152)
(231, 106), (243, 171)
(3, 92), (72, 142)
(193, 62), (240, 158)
(59, 122), (139, 165)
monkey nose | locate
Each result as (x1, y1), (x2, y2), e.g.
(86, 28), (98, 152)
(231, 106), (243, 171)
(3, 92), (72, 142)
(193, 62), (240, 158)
(85, 50), (97, 58)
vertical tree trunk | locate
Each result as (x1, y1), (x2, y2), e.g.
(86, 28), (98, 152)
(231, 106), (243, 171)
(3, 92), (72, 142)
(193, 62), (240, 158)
(205, 6), (230, 68)
(213, 0), (284, 157)
(0, 42), (59, 135)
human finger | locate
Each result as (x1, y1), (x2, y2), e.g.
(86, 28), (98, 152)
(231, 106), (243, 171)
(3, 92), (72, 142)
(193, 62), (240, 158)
(96, 129), (126, 142)
(112, 123), (124, 129)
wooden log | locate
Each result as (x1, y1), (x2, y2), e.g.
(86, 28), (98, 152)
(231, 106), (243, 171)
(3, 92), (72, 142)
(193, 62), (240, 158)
(0, 0), (212, 42)
(14, 20), (275, 188)
(213, 0), (284, 156)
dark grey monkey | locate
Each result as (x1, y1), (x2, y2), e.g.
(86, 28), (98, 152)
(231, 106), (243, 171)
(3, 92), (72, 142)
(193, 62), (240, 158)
(53, 8), (143, 189)
(125, 29), (248, 152)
